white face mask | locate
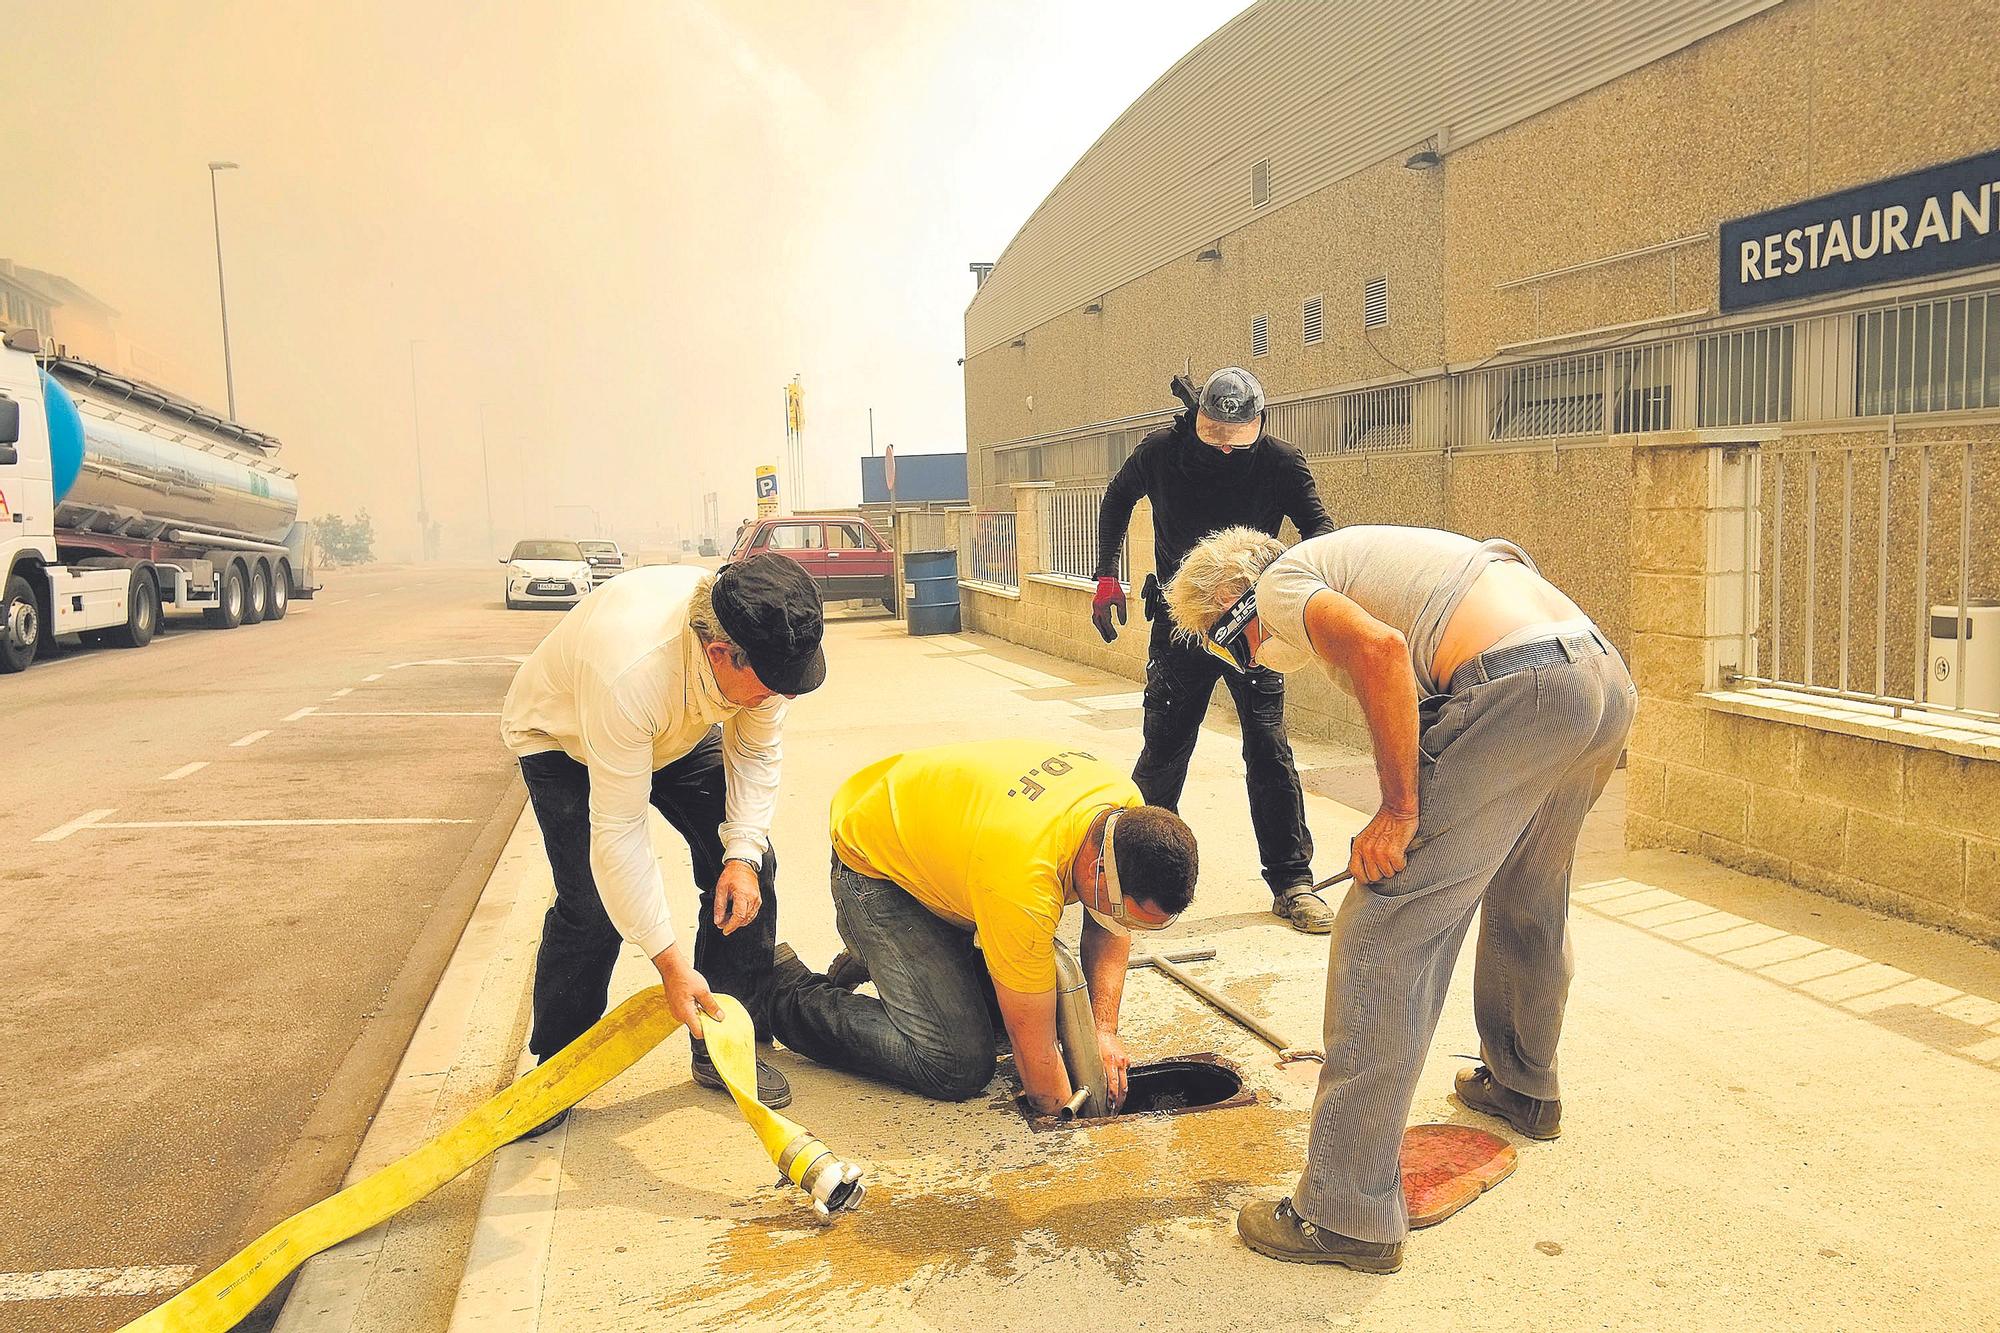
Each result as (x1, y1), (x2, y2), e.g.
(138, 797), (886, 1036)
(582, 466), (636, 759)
(1255, 631), (1315, 674)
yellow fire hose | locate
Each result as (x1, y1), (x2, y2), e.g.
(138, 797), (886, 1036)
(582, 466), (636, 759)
(118, 988), (864, 1333)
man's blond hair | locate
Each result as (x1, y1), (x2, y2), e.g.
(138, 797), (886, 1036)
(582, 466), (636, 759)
(687, 575), (747, 666)
(1165, 527), (1288, 643)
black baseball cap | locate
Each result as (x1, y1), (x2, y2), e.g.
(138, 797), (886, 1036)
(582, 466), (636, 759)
(712, 554), (827, 694)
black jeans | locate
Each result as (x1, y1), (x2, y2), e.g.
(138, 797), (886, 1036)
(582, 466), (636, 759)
(759, 857), (1000, 1102)
(1132, 617), (1315, 893)
(518, 729), (778, 1059)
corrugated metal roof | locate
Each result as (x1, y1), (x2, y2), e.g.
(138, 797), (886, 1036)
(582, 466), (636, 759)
(965, 0), (1783, 357)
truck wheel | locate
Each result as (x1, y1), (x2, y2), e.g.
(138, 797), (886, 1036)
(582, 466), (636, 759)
(104, 573), (159, 649)
(0, 573), (40, 673)
(243, 561), (270, 625)
(204, 563), (247, 629)
(266, 563), (290, 620)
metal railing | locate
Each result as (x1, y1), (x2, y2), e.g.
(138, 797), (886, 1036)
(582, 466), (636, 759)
(1731, 435), (2000, 725)
(1036, 484), (1126, 585)
(960, 511), (1019, 591)
(983, 283), (2000, 479)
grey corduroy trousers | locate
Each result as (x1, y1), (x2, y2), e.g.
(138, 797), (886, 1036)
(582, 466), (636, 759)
(1292, 634), (1635, 1243)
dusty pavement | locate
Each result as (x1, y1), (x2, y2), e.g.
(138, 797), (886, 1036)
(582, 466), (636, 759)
(0, 562), (567, 1333)
(269, 613), (2000, 1333)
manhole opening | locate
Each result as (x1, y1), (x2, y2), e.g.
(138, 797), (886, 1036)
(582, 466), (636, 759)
(1020, 1052), (1256, 1130)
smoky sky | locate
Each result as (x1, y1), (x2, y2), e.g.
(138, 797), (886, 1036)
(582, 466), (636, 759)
(1, 0), (1242, 558)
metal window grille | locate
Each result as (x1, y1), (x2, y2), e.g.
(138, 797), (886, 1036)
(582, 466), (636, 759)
(1737, 436), (2000, 728)
(1251, 158), (1271, 207)
(1363, 276), (1388, 329)
(1037, 484), (1125, 584)
(1251, 313), (1270, 358)
(1856, 291), (2000, 416)
(1302, 295), (1324, 346)
(1698, 324), (1794, 426)
(1338, 383), (1414, 453)
(1488, 353), (1605, 441)
(1612, 345), (1676, 433)
(961, 511), (1019, 591)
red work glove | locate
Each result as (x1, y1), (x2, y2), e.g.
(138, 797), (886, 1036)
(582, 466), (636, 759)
(1091, 577), (1127, 643)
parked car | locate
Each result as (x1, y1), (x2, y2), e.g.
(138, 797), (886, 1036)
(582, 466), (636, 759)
(577, 539), (627, 581)
(731, 515), (894, 609)
(501, 539), (592, 609)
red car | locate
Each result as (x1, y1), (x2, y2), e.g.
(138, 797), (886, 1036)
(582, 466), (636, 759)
(731, 516), (895, 609)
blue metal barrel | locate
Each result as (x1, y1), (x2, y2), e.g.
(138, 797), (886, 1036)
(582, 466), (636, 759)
(904, 549), (961, 635)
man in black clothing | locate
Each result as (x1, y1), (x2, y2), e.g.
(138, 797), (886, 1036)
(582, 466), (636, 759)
(1092, 366), (1337, 932)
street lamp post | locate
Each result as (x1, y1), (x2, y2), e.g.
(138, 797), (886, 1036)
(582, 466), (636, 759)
(479, 403), (497, 557)
(206, 161), (240, 420)
(408, 341), (431, 560)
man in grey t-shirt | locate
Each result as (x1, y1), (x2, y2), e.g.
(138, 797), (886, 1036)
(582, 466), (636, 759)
(1166, 525), (1634, 1274)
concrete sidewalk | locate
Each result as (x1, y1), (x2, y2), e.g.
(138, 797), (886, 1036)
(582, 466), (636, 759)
(286, 616), (2000, 1333)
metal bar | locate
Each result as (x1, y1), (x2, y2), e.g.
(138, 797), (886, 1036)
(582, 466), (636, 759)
(1957, 442), (1971, 711)
(1724, 673), (2000, 724)
(1915, 446), (1931, 702)
(1131, 954), (1306, 1057)
(1876, 449), (1890, 698)
(1804, 452), (1818, 687)
(1773, 453), (1785, 682)
(1744, 448), (1759, 679)
(1839, 449), (1853, 692)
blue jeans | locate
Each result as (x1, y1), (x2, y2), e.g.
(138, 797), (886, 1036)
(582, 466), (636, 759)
(518, 730), (778, 1059)
(760, 857), (1001, 1101)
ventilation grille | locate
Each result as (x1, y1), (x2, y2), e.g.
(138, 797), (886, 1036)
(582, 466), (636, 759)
(1302, 295), (1324, 346)
(1363, 276), (1389, 329)
(1251, 313), (1270, 358)
(1251, 158), (1271, 207)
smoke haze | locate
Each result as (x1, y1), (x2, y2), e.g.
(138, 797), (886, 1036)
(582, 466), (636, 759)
(1, 0), (1242, 558)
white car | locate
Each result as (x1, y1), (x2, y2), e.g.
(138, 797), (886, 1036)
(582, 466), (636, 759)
(502, 539), (593, 609)
(577, 539), (627, 581)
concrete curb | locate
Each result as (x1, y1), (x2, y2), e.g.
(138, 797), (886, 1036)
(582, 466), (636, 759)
(271, 799), (549, 1333)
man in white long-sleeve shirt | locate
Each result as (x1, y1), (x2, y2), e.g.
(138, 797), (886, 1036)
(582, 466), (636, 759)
(501, 555), (826, 1121)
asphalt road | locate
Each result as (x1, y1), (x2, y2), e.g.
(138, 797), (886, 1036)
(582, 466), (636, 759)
(0, 562), (562, 1333)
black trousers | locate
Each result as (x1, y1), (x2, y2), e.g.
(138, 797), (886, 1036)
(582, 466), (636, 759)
(1132, 617), (1315, 893)
(518, 728), (778, 1059)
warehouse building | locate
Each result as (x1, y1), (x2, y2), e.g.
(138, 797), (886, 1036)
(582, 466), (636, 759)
(955, 0), (2000, 941)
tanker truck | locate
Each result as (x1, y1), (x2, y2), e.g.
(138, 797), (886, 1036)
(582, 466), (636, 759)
(0, 326), (317, 674)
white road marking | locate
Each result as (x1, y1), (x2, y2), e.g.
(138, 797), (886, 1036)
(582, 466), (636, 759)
(283, 706), (318, 721)
(363, 673), (383, 682)
(330, 599), (350, 605)
(35, 808), (114, 842)
(231, 729), (272, 747)
(0, 1263), (199, 1302)
(365, 592), (381, 598)
(328, 687), (353, 698)
(308, 711), (502, 718)
(389, 656), (527, 669)
(160, 762), (209, 782)
(41, 812), (473, 839)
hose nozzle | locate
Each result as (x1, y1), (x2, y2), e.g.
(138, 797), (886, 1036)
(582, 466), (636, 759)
(777, 1133), (867, 1217)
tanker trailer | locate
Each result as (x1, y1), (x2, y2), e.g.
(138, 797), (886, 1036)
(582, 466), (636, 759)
(0, 326), (317, 674)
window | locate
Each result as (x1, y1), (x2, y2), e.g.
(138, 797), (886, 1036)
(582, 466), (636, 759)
(1302, 295), (1324, 346)
(1364, 276), (1389, 329)
(1613, 345), (1675, 433)
(1340, 384), (1413, 453)
(1251, 158), (1271, 207)
(758, 524), (818, 550)
(1491, 354), (1605, 441)
(1251, 313), (1270, 359)
(1856, 292), (2000, 416)
(826, 523), (871, 550)
(1699, 324), (1794, 426)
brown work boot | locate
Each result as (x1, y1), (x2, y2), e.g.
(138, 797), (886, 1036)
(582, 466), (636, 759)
(1236, 1197), (1402, 1273)
(826, 948), (871, 992)
(1454, 1065), (1561, 1140)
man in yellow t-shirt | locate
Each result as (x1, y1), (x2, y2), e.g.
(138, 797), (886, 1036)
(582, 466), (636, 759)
(756, 740), (1199, 1114)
